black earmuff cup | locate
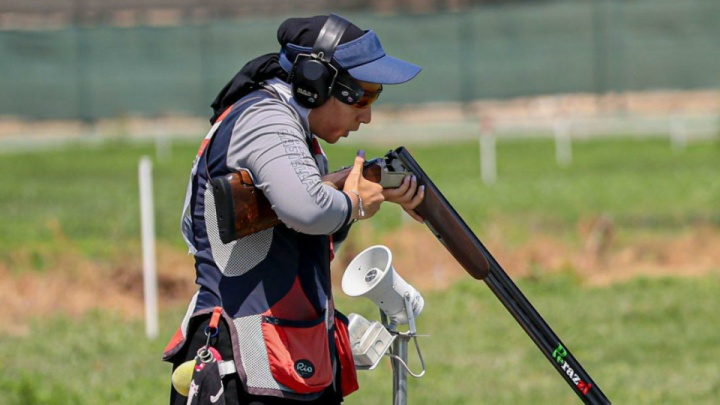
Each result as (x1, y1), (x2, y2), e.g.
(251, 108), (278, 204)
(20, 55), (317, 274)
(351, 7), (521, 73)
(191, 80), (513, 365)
(289, 14), (350, 109)
(291, 57), (336, 107)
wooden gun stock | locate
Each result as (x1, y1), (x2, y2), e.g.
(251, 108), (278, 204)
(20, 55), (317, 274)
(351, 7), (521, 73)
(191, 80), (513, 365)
(210, 169), (280, 243)
(210, 159), (403, 244)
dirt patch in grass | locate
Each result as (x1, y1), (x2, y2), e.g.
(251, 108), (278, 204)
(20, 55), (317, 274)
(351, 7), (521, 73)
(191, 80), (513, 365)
(2, 221), (719, 335)
(0, 244), (197, 336)
(333, 220), (720, 290)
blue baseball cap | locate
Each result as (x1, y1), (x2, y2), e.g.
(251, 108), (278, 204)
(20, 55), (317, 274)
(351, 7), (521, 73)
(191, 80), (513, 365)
(278, 16), (421, 85)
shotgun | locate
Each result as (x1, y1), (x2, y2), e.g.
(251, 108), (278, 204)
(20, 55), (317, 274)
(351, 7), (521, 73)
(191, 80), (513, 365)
(211, 147), (610, 404)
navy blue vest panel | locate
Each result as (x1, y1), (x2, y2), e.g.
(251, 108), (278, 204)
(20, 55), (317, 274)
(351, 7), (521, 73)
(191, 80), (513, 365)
(190, 90), (331, 319)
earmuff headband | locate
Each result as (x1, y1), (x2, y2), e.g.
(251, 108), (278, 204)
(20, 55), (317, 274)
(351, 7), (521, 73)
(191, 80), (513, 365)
(312, 14), (350, 64)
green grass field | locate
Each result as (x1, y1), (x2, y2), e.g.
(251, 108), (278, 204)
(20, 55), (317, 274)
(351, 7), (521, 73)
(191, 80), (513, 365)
(1, 275), (718, 404)
(1, 136), (719, 404)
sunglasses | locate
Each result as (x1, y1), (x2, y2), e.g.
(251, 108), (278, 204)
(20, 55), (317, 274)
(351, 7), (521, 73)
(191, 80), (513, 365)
(332, 78), (383, 109)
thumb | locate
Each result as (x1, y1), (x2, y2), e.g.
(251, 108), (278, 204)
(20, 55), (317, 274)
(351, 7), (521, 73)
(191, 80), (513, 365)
(350, 149), (366, 175)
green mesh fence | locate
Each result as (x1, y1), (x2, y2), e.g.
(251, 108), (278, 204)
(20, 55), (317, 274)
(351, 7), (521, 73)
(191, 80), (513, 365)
(1, 0), (718, 121)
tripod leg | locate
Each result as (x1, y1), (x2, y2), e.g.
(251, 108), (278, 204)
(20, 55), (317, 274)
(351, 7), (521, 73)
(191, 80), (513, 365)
(392, 335), (409, 405)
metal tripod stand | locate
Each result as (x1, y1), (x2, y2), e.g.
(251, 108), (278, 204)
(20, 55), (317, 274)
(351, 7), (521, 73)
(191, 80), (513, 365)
(382, 294), (426, 405)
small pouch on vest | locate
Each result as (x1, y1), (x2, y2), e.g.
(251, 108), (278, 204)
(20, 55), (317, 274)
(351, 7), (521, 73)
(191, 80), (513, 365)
(334, 310), (359, 397)
(261, 313), (333, 394)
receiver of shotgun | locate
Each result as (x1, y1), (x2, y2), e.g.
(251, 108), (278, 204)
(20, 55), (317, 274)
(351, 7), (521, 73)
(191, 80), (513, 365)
(209, 157), (409, 244)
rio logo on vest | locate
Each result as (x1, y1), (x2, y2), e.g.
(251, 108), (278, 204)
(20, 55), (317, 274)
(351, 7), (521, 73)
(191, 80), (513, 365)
(294, 359), (315, 379)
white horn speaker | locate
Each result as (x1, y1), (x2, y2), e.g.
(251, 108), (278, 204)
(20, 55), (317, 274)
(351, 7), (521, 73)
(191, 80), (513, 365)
(342, 245), (424, 326)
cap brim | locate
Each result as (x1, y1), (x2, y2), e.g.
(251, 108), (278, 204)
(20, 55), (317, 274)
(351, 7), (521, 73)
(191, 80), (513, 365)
(280, 30), (422, 85)
(346, 55), (421, 85)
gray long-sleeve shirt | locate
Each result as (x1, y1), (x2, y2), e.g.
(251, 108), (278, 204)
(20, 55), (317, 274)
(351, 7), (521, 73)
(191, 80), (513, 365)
(224, 78), (351, 235)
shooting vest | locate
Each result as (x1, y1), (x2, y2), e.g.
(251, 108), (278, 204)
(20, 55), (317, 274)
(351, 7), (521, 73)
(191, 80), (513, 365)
(163, 89), (357, 400)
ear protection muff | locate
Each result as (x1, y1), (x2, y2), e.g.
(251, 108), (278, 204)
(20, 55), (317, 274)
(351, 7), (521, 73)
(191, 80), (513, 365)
(289, 14), (350, 109)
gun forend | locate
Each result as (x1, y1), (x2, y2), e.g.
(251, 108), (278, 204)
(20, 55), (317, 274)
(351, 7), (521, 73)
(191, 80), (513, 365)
(387, 147), (490, 280)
